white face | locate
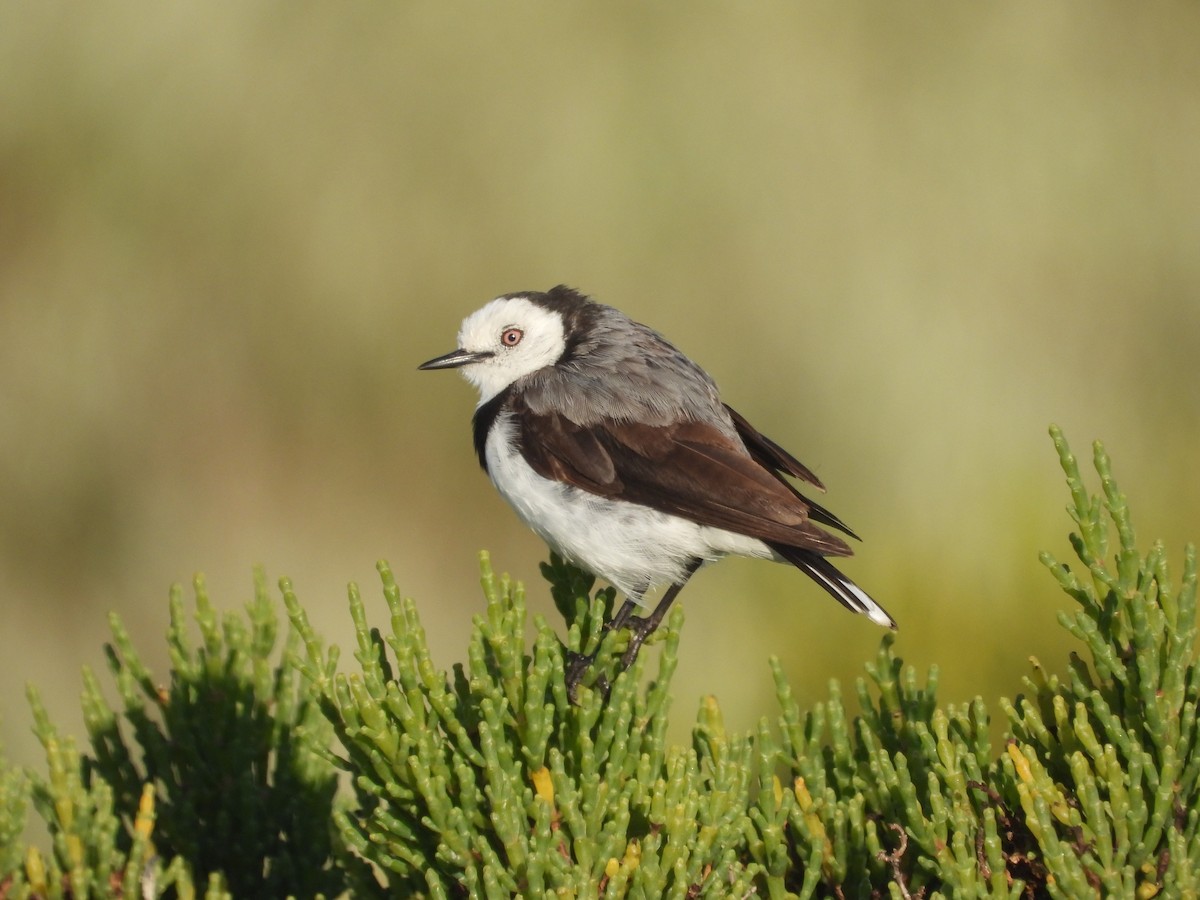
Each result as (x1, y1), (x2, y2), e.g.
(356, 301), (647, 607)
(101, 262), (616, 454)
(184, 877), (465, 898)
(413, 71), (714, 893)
(455, 296), (567, 403)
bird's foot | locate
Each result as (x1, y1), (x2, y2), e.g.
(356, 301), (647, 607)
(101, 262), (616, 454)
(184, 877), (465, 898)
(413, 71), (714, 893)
(564, 614), (660, 704)
(564, 648), (609, 704)
(618, 616), (656, 671)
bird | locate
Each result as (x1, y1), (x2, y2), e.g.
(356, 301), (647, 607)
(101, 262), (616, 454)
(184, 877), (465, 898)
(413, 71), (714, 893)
(419, 285), (895, 697)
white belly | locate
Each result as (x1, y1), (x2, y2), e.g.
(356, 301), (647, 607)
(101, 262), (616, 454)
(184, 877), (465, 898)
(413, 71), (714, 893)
(484, 414), (772, 604)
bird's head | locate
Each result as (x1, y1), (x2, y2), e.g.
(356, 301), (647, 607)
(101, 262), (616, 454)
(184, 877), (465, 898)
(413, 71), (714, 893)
(418, 293), (570, 403)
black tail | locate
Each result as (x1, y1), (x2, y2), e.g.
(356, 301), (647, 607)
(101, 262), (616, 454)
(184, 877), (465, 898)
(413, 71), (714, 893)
(770, 543), (897, 630)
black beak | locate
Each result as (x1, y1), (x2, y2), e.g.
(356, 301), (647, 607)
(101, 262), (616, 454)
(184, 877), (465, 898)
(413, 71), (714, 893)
(417, 348), (493, 370)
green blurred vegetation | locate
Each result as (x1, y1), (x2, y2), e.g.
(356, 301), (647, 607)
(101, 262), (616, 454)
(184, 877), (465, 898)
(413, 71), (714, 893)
(1, 2), (1198, 779)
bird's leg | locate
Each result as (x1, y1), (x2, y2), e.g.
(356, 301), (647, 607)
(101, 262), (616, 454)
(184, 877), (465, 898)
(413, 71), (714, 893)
(565, 596), (643, 702)
(565, 560), (701, 702)
(617, 559), (702, 672)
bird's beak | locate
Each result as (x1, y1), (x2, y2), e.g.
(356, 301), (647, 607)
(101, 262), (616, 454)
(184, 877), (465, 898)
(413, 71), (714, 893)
(417, 348), (493, 370)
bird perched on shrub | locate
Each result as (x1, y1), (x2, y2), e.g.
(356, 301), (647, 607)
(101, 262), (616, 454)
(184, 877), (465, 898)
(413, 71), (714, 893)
(420, 285), (894, 697)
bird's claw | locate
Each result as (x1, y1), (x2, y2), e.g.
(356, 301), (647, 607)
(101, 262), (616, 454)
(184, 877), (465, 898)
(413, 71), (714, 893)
(565, 621), (657, 705)
(566, 657), (612, 705)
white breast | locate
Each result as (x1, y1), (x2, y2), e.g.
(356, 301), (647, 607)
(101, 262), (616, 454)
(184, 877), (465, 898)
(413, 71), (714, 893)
(483, 412), (772, 603)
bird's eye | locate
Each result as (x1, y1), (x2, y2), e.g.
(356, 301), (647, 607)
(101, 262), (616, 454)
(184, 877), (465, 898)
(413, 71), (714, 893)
(501, 328), (524, 347)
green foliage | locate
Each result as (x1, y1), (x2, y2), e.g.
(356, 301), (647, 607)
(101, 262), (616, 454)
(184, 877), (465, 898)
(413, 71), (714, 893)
(1, 570), (352, 899)
(286, 556), (761, 897)
(15, 692), (192, 900)
(0, 738), (30, 889)
(2, 427), (1198, 897)
(1002, 428), (1200, 896)
(79, 570), (346, 898)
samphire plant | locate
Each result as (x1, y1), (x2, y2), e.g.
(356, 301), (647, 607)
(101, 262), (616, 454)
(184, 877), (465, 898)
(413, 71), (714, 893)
(1, 426), (1196, 898)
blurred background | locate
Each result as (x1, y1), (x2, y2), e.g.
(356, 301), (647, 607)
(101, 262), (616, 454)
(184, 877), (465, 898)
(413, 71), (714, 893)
(2, 5), (1198, 770)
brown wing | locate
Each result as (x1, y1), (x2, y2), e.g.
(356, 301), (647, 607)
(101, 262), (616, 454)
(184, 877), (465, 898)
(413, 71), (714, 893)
(724, 404), (860, 540)
(724, 404), (826, 490)
(515, 401), (852, 557)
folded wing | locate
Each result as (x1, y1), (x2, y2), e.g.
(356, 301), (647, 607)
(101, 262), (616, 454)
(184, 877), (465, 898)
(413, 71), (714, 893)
(514, 399), (853, 557)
